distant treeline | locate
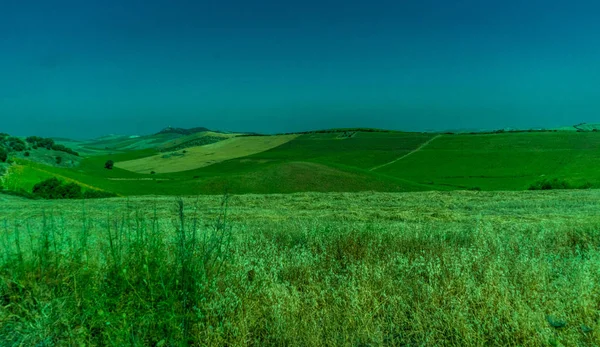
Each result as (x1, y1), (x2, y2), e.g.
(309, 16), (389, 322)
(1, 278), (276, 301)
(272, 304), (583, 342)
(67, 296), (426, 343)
(26, 136), (79, 156)
(156, 127), (211, 136)
(0, 134), (79, 163)
(0, 133), (27, 162)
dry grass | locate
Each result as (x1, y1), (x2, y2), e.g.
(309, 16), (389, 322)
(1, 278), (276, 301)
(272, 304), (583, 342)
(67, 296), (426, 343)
(116, 135), (299, 174)
(1, 190), (600, 346)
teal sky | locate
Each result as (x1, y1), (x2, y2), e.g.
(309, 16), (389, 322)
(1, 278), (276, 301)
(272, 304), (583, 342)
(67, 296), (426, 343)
(1, 0), (599, 138)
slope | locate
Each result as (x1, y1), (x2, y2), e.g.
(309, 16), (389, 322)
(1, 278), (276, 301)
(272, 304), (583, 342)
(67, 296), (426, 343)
(375, 132), (600, 190)
(116, 135), (299, 174)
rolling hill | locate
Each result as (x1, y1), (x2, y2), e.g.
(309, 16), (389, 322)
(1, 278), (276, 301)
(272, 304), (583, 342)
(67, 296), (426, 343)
(116, 134), (299, 174)
(2, 126), (600, 196)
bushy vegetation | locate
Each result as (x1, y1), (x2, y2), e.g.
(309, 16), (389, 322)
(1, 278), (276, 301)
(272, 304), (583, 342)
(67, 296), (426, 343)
(51, 144), (79, 156)
(1, 192), (599, 345)
(0, 135), (26, 153)
(32, 177), (82, 199)
(104, 160), (114, 170)
(30, 178), (117, 199)
(156, 126), (211, 135)
(0, 148), (7, 163)
(26, 136), (79, 156)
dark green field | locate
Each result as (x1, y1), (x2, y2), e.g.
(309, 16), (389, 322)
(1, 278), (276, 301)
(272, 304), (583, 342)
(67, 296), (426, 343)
(2, 129), (600, 196)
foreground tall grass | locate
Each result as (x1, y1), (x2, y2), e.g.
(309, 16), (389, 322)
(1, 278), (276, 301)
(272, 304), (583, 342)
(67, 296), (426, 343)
(1, 192), (600, 346)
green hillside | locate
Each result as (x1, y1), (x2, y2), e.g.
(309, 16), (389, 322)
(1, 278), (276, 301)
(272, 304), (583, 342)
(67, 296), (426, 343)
(244, 132), (436, 169)
(375, 132), (600, 190)
(3, 129), (600, 196)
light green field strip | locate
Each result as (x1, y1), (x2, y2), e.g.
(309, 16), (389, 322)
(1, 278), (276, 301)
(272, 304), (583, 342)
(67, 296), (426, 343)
(116, 134), (300, 174)
(369, 134), (442, 171)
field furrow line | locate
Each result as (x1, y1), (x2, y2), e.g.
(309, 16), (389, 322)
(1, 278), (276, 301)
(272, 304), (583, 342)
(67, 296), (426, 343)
(369, 134), (442, 171)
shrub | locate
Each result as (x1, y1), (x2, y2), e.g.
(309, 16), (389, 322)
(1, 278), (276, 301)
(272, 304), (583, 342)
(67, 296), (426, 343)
(32, 178), (82, 199)
(56, 156), (62, 164)
(31, 178), (115, 199)
(55, 182), (82, 199)
(51, 144), (79, 156)
(0, 148), (7, 162)
(24, 151), (30, 157)
(26, 136), (54, 149)
(32, 177), (63, 198)
(105, 160), (114, 170)
(25, 136), (78, 155)
(6, 137), (26, 152)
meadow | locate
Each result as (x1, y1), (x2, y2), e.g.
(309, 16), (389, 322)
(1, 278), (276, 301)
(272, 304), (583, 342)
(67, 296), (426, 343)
(116, 134), (299, 174)
(4, 130), (600, 197)
(376, 132), (600, 190)
(1, 190), (599, 346)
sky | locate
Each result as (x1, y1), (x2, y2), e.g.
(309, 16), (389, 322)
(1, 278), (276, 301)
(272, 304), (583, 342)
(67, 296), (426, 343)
(1, 0), (599, 138)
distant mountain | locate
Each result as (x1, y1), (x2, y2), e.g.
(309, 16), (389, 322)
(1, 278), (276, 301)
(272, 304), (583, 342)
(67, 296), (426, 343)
(156, 126), (211, 136)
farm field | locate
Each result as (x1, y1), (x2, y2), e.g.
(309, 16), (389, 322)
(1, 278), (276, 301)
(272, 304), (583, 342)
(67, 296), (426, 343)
(3, 130), (600, 197)
(1, 190), (599, 345)
(116, 134), (299, 174)
(242, 132), (437, 170)
(374, 132), (600, 190)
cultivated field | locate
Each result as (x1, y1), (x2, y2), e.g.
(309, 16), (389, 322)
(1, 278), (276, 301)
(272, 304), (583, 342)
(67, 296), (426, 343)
(116, 135), (299, 174)
(5, 130), (600, 196)
(1, 190), (599, 346)
(377, 132), (600, 190)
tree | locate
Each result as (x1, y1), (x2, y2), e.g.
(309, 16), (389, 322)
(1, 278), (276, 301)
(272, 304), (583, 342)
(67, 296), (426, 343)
(32, 178), (83, 199)
(0, 148), (7, 163)
(105, 160), (114, 170)
(32, 178), (63, 199)
(56, 156), (62, 164)
(56, 182), (82, 199)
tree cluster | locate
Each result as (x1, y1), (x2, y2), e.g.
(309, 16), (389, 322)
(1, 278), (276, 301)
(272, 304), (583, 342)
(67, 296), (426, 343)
(1, 136), (26, 152)
(26, 136), (79, 156)
(31, 177), (117, 199)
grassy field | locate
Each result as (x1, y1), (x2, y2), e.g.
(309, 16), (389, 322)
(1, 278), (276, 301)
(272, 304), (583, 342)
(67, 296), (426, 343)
(245, 132), (436, 170)
(1, 190), (599, 346)
(4, 130), (600, 196)
(376, 132), (600, 190)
